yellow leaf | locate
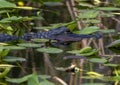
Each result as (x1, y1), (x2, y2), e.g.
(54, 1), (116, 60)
(0, 64), (14, 68)
(15, 6), (38, 10)
(94, 0), (101, 5)
(86, 71), (103, 78)
(0, 43), (8, 46)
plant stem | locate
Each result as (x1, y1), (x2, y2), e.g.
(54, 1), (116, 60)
(6, 12), (10, 18)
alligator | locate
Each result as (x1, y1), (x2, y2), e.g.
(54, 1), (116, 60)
(0, 27), (102, 43)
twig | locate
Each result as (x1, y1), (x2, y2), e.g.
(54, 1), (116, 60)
(43, 53), (56, 76)
(65, 0), (75, 20)
(69, 74), (74, 85)
(30, 48), (37, 73)
(92, 39), (99, 49)
(53, 76), (68, 85)
(87, 38), (93, 46)
(98, 39), (105, 55)
(71, 0), (82, 29)
(112, 17), (120, 24)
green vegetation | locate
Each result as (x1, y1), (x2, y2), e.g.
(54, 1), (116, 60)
(0, 0), (120, 85)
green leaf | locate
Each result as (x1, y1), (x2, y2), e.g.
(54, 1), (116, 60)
(0, 82), (6, 85)
(104, 64), (118, 67)
(99, 29), (115, 33)
(86, 71), (103, 78)
(74, 26), (99, 34)
(36, 47), (63, 53)
(0, 67), (12, 78)
(96, 7), (120, 11)
(6, 74), (32, 83)
(0, 16), (23, 23)
(4, 56), (26, 62)
(83, 19), (100, 24)
(0, 64), (14, 68)
(67, 47), (98, 56)
(0, 0), (16, 9)
(38, 75), (51, 79)
(0, 64), (13, 78)
(0, 49), (9, 57)
(100, 13), (114, 17)
(0, 43), (8, 46)
(89, 58), (107, 64)
(67, 22), (77, 31)
(39, 80), (55, 85)
(78, 47), (92, 53)
(0, 16), (43, 23)
(67, 50), (82, 54)
(0, 46), (25, 50)
(17, 43), (42, 48)
(28, 74), (40, 85)
(50, 23), (68, 29)
(7, 73), (54, 85)
(78, 2), (94, 8)
(78, 10), (99, 19)
(67, 47), (92, 54)
(77, 49), (98, 56)
(104, 76), (120, 81)
(39, 75), (55, 85)
(107, 39), (120, 48)
(0, 24), (13, 34)
(0, 10), (14, 14)
(6, 26), (13, 31)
